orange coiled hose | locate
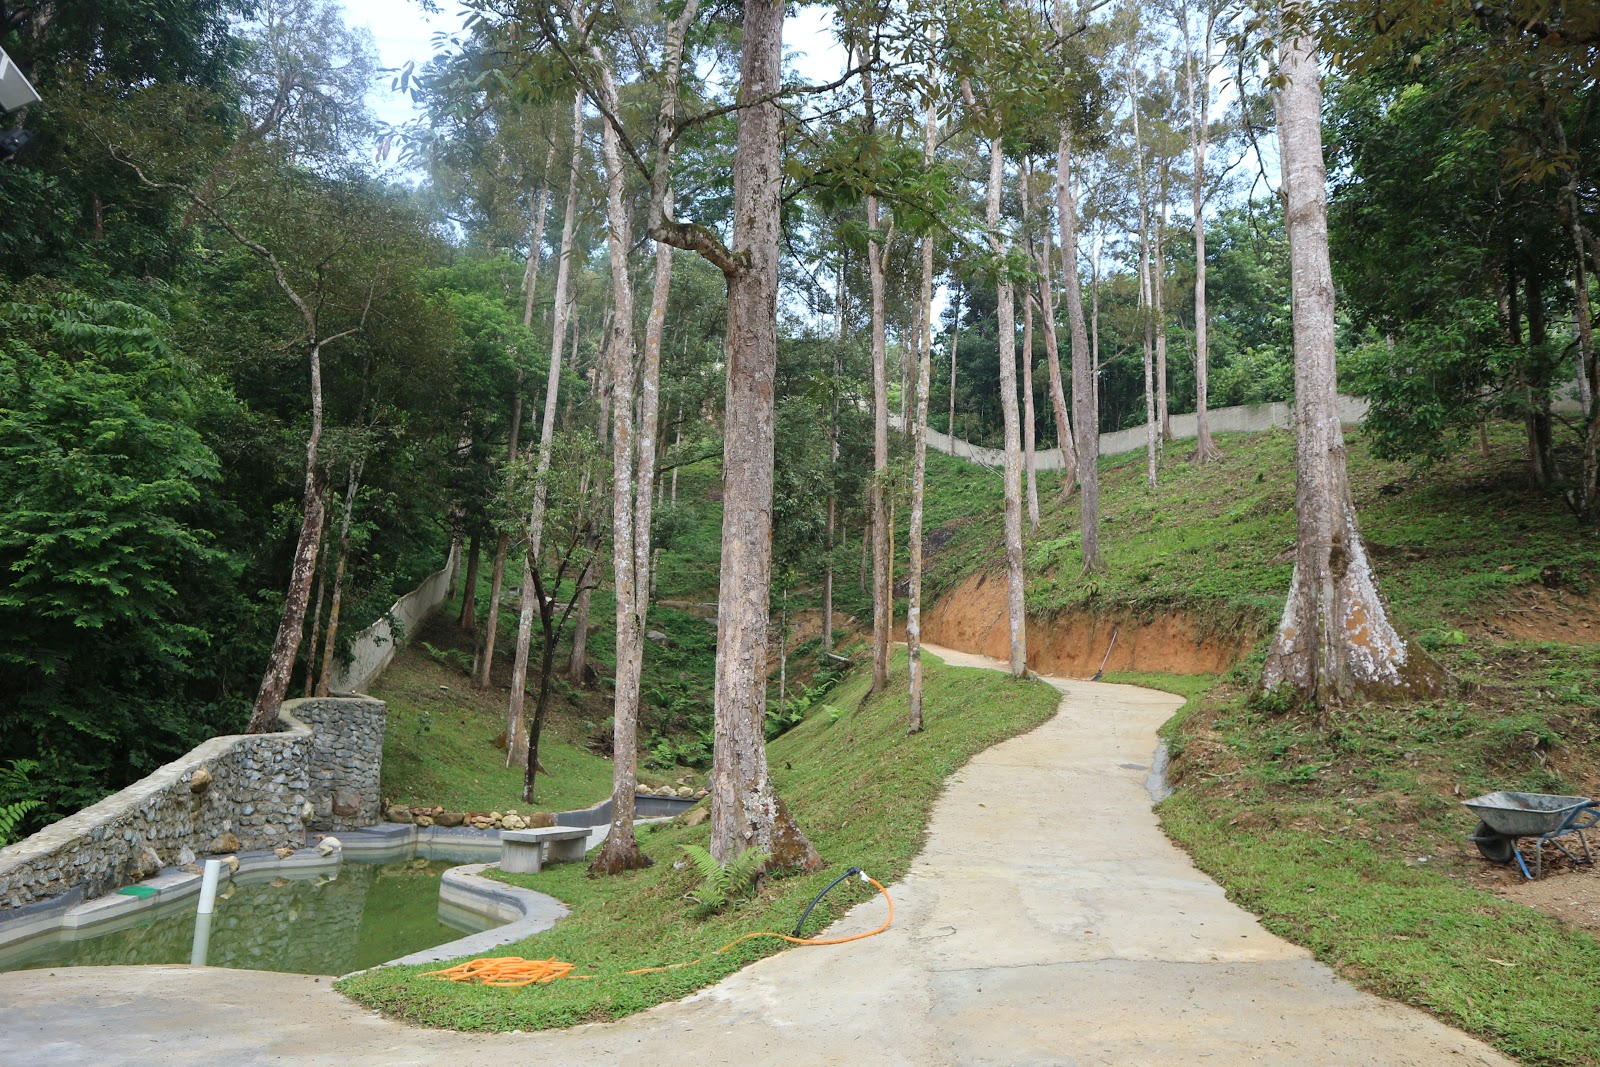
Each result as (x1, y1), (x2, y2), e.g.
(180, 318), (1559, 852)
(421, 874), (893, 987)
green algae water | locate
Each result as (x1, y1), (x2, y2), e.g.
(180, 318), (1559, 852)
(0, 857), (493, 975)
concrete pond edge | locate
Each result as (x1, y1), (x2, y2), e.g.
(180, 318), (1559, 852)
(0, 823), (568, 974)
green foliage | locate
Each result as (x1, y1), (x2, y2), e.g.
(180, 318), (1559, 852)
(0, 800), (43, 849)
(0, 759), (44, 846)
(679, 844), (768, 913)
(420, 642), (473, 674)
(0, 288), (253, 817)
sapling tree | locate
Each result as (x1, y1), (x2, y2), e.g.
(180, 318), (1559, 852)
(493, 432), (605, 802)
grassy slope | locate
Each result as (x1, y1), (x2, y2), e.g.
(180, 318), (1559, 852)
(373, 614), (616, 815)
(920, 422), (1596, 635)
(339, 649), (1061, 1030)
(909, 423), (1600, 1067)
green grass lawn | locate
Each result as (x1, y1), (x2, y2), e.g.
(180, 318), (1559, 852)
(1159, 649), (1600, 1067)
(372, 621), (617, 815)
(338, 648), (1061, 1030)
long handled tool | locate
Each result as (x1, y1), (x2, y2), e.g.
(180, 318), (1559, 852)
(1091, 628), (1119, 681)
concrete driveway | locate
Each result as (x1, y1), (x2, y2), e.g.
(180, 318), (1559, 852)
(0, 645), (1513, 1066)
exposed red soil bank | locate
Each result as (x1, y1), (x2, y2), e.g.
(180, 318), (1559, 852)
(918, 570), (1257, 676)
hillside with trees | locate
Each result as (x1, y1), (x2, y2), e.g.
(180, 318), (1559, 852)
(3, 3), (1599, 1048)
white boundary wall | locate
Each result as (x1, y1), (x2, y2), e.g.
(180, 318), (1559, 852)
(898, 389), (1584, 471)
(328, 544), (457, 694)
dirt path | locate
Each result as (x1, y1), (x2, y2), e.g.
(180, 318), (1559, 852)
(0, 645), (1513, 1066)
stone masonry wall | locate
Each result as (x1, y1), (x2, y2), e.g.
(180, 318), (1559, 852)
(288, 696), (386, 830)
(0, 698), (386, 911)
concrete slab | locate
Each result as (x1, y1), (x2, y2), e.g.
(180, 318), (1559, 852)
(0, 644), (1515, 1066)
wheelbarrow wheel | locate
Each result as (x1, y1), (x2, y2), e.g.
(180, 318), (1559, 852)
(1472, 822), (1516, 864)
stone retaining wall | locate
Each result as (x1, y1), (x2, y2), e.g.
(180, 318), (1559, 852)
(295, 696), (386, 829)
(0, 697), (385, 911)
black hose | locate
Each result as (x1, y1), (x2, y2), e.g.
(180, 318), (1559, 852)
(792, 866), (862, 938)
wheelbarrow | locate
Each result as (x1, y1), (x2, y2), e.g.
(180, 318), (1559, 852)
(1462, 791), (1599, 880)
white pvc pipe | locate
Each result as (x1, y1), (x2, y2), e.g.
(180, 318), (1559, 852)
(189, 911), (214, 967)
(197, 858), (225, 915)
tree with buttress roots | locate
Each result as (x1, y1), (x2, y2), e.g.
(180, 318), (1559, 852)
(1259, 11), (1448, 708)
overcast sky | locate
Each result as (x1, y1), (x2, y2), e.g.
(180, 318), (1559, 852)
(340, 0), (845, 144)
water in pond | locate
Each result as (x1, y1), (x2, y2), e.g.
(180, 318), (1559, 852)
(0, 857), (494, 976)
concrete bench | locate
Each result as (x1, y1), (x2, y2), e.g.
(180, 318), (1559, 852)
(499, 826), (590, 874)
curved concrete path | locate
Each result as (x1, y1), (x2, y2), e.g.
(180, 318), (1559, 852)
(1, 646), (1513, 1066)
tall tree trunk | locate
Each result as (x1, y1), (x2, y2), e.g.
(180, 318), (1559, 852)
(591, 67), (652, 872)
(824, 262), (845, 653)
(507, 90), (585, 759)
(568, 349), (613, 689)
(591, 0), (696, 871)
(1021, 278), (1040, 532)
(1130, 62), (1159, 491)
(671, 429), (681, 503)
(1036, 222), (1078, 492)
(1550, 114), (1599, 523)
(477, 374), (524, 687)
(1261, 22), (1445, 707)
(777, 588), (788, 720)
(908, 73), (937, 734)
(1090, 234), (1102, 392)
(302, 483), (333, 698)
(316, 463), (362, 695)
(947, 292), (961, 436)
(1524, 265), (1557, 489)
(709, 0), (818, 869)
(865, 68), (892, 696)
(488, 170), (550, 702)
(520, 150), (557, 327)
(566, 556), (594, 683)
(987, 134), (1028, 678)
(1187, 1), (1222, 463)
(1153, 165), (1172, 442)
(1021, 161), (1040, 533)
(458, 533), (481, 633)
(860, 512), (870, 594)
(1051, 2), (1100, 571)
(247, 341), (330, 733)
(524, 553), (585, 803)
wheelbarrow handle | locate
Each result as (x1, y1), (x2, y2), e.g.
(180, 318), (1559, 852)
(1572, 803), (1600, 831)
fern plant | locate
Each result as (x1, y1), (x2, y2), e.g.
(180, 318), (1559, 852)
(0, 799), (41, 847)
(681, 844), (768, 913)
(0, 759), (42, 847)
